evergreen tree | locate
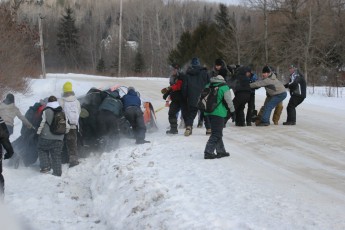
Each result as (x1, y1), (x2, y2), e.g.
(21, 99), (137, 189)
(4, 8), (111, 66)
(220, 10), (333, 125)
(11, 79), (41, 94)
(57, 7), (80, 68)
(134, 51), (145, 73)
(168, 23), (221, 67)
(168, 31), (193, 66)
(96, 58), (106, 73)
(215, 4), (231, 35)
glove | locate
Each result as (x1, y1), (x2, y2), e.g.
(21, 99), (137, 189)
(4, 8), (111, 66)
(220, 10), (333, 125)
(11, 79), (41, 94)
(284, 83), (289, 88)
(230, 112), (236, 122)
(163, 91), (170, 100)
(4, 151), (13, 160)
(161, 87), (171, 94)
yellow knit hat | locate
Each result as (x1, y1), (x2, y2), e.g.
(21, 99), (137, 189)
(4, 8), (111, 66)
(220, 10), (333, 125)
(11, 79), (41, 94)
(63, 81), (73, 93)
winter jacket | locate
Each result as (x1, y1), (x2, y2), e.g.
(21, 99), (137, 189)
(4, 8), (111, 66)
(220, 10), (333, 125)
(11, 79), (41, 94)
(169, 73), (183, 102)
(250, 73), (286, 96)
(204, 75), (235, 118)
(59, 92), (81, 129)
(231, 66), (252, 94)
(98, 91), (123, 117)
(0, 102), (33, 128)
(121, 89), (141, 109)
(211, 61), (230, 81)
(286, 70), (307, 98)
(37, 101), (70, 141)
(182, 65), (210, 107)
(249, 73), (258, 94)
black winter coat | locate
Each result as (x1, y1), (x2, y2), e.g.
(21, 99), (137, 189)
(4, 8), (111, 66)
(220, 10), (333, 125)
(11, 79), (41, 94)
(229, 66), (251, 94)
(182, 66), (210, 107)
(287, 70), (307, 98)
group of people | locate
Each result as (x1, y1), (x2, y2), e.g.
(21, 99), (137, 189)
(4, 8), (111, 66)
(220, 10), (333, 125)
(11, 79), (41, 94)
(161, 58), (307, 159)
(0, 82), (151, 197)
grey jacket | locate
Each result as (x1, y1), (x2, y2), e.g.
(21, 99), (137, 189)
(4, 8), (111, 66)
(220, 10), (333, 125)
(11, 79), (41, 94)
(37, 101), (70, 141)
(0, 102), (33, 128)
(250, 73), (286, 96)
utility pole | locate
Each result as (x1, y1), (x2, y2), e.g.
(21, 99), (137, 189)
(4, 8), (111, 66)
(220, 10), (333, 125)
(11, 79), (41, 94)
(38, 13), (46, 79)
(118, 0), (123, 77)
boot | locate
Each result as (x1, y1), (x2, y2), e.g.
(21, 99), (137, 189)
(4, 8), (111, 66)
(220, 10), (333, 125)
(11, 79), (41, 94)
(217, 152), (230, 158)
(283, 121), (296, 125)
(136, 139), (151, 144)
(184, 126), (192, 136)
(204, 152), (217, 159)
(166, 129), (178, 134)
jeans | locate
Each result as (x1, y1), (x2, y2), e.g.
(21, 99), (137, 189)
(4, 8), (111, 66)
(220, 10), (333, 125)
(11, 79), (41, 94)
(261, 92), (287, 124)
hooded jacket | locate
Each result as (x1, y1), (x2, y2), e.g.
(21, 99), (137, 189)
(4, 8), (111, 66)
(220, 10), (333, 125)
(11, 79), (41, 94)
(59, 92), (81, 129)
(250, 73), (286, 96)
(287, 70), (307, 98)
(182, 65), (210, 107)
(121, 89), (141, 109)
(231, 66), (252, 94)
(37, 101), (70, 141)
(204, 75), (235, 118)
(98, 90), (123, 117)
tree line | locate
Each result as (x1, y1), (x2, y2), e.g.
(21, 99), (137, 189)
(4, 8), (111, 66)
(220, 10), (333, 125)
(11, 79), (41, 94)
(1, 0), (345, 96)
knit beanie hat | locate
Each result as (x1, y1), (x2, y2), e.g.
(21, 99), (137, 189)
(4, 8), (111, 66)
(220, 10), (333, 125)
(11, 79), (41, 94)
(191, 57), (200, 67)
(128, 86), (135, 92)
(3, 93), (14, 104)
(171, 63), (180, 70)
(63, 81), (73, 93)
(215, 58), (223, 66)
(262, 65), (271, 73)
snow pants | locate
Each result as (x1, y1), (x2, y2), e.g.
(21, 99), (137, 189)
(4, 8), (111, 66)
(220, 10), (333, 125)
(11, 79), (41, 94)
(204, 115), (226, 155)
(246, 93), (256, 124)
(286, 95), (305, 123)
(124, 106), (146, 142)
(168, 99), (182, 131)
(233, 91), (251, 125)
(97, 110), (120, 152)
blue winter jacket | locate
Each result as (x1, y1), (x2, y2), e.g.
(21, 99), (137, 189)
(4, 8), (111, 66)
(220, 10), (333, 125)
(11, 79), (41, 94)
(121, 89), (141, 109)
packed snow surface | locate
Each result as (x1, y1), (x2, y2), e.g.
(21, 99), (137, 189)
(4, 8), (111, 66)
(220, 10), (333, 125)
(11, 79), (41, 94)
(1, 73), (344, 230)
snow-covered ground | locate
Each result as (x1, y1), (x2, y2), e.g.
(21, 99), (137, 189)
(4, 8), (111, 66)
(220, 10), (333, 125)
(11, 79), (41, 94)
(1, 73), (345, 230)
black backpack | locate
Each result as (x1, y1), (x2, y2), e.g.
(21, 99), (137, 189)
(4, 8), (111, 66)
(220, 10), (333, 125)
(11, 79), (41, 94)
(45, 107), (67, 135)
(197, 83), (226, 113)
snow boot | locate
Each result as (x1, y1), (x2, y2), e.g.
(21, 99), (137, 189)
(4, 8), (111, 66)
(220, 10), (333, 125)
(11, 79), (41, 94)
(136, 139), (151, 144)
(217, 152), (230, 158)
(166, 129), (178, 134)
(184, 126), (192, 136)
(283, 121), (296, 125)
(204, 153), (217, 159)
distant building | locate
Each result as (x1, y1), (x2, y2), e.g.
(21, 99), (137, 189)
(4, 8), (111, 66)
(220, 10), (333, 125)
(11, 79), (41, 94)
(125, 40), (138, 51)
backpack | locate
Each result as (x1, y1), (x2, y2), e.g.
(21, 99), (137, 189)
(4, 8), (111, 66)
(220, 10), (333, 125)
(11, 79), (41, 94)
(197, 83), (226, 113)
(45, 107), (67, 135)
(64, 100), (80, 125)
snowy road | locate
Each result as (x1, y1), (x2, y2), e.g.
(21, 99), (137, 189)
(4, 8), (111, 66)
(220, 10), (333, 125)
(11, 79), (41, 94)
(2, 74), (345, 230)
